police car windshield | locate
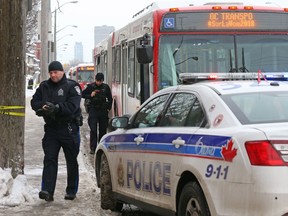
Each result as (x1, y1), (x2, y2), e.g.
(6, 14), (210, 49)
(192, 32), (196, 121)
(221, 91), (288, 124)
(158, 34), (288, 89)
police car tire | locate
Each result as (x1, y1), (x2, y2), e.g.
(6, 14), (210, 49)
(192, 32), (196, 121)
(178, 182), (210, 216)
(100, 154), (123, 211)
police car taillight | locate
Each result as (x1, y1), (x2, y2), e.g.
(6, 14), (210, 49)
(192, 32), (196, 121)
(272, 142), (288, 163)
(245, 141), (286, 166)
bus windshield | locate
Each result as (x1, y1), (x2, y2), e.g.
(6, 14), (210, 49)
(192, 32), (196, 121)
(77, 71), (94, 83)
(159, 34), (288, 88)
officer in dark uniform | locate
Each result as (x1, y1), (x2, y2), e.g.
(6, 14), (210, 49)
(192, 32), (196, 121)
(31, 61), (82, 202)
(82, 73), (112, 154)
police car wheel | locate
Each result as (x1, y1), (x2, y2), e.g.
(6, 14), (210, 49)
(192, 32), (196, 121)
(100, 154), (123, 211)
(178, 182), (210, 216)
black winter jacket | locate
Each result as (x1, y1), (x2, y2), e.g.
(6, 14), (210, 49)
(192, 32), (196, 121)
(31, 75), (82, 125)
(82, 82), (112, 110)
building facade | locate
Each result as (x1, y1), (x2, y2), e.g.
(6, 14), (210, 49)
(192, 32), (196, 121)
(94, 25), (115, 47)
(74, 42), (83, 62)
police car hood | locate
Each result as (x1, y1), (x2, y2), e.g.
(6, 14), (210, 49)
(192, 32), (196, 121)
(249, 123), (288, 140)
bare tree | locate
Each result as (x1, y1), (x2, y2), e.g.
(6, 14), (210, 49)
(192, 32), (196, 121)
(0, 0), (34, 178)
(26, 0), (41, 53)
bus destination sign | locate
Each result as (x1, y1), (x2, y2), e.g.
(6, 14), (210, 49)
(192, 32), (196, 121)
(208, 13), (255, 28)
(161, 12), (288, 31)
(79, 66), (94, 71)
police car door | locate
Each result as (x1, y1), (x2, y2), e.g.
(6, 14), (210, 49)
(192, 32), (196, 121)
(112, 93), (170, 201)
(143, 92), (203, 210)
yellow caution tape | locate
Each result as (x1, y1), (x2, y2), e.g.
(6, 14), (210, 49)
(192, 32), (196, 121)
(0, 106), (25, 117)
(0, 106), (25, 109)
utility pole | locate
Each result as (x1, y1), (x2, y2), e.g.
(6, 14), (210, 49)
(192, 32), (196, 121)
(40, 0), (50, 81)
(0, 0), (28, 177)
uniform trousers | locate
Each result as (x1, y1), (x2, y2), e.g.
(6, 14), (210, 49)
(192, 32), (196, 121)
(88, 107), (108, 151)
(41, 122), (80, 196)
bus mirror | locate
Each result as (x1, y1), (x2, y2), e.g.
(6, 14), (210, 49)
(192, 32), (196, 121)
(136, 45), (153, 64)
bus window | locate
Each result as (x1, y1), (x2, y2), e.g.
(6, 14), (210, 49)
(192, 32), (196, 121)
(122, 43), (128, 85)
(113, 46), (121, 83)
(128, 43), (135, 96)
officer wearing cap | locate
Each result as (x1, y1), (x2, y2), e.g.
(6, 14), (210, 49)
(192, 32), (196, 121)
(31, 61), (82, 202)
(82, 72), (112, 154)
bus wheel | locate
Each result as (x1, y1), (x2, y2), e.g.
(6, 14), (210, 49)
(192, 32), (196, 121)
(100, 154), (123, 211)
(178, 182), (210, 216)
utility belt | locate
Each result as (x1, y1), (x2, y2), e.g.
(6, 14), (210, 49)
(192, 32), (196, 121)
(44, 115), (83, 127)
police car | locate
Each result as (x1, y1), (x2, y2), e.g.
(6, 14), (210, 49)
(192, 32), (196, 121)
(95, 73), (288, 216)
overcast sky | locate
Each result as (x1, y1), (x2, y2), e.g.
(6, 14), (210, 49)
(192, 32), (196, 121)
(51, 0), (286, 64)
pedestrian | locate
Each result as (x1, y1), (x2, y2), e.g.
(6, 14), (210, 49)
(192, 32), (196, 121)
(30, 60), (82, 202)
(82, 72), (112, 154)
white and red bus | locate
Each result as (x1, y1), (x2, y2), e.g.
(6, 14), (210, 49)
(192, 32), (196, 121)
(70, 63), (95, 90)
(93, 1), (288, 117)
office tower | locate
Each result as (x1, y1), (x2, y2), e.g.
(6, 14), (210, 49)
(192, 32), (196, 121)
(94, 25), (115, 47)
(74, 42), (83, 62)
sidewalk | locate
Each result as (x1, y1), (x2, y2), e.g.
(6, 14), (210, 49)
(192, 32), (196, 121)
(0, 96), (117, 216)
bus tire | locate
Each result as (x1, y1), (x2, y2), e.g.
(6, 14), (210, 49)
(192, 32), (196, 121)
(178, 182), (210, 216)
(100, 154), (123, 211)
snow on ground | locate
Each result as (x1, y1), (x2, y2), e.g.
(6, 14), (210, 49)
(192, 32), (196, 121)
(0, 168), (39, 207)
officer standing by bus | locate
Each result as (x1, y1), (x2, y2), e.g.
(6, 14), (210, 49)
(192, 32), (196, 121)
(82, 73), (112, 154)
(31, 61), (82, 201)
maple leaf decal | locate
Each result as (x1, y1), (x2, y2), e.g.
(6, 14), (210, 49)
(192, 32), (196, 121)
(221, 139), (237, 162)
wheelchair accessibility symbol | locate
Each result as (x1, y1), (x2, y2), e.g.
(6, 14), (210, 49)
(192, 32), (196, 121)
(164, 18), (175, 28)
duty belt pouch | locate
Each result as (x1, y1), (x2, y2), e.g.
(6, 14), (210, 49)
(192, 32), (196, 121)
(75, 114), (83, 126)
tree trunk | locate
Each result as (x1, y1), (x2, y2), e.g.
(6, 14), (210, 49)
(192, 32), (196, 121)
(0, 0), (26, 178)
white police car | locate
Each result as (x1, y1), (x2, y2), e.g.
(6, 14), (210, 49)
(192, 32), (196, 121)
(95, 74), (288, 216)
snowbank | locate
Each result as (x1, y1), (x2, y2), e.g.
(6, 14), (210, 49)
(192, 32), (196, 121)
(0, 168), (39, 207)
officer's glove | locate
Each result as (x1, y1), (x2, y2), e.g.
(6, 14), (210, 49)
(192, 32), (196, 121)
(36, 109), (45, 116)
(44, 102), (60, 114)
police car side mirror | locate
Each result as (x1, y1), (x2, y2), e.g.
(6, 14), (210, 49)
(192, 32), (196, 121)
(111, 116), (129, 128)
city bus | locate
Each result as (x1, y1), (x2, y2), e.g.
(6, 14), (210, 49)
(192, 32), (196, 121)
(93, 1), (288, 117)
(70, 63), (95, 90)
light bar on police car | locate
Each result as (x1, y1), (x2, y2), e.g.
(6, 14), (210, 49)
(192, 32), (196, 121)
(179, 72), (288, 83)
(179, 72), (258, 83)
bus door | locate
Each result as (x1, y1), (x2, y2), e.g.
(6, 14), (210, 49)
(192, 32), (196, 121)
(126, 41), (141, 115)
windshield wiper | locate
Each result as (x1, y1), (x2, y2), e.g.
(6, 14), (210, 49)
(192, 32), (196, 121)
(229, 49), (238, 72)
(239, 48), (249, 72)
(173, 36), (184, 58)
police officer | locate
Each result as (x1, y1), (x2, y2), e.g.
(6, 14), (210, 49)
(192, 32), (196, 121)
(31, 61), (82, 202)
(82, 73), (112, 154)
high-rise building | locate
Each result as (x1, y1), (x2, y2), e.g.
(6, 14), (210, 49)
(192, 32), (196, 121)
(74, 42), (83, 62)
(94, 25), (115, 47)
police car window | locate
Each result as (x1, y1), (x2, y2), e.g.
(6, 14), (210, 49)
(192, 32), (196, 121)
(131, 94), (169, 128)
(159, 93), (203, 127)
(185, 98), (206, 127)
(222, 91), (288, 124)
